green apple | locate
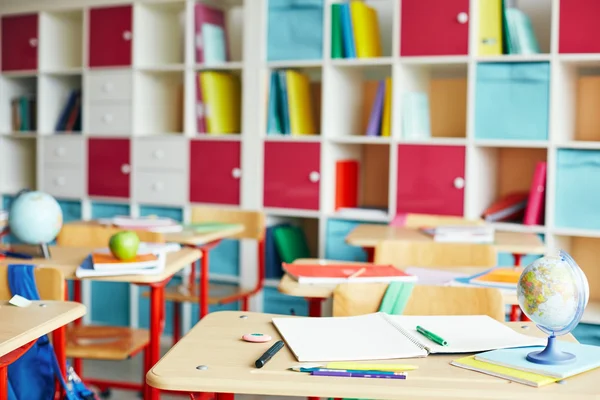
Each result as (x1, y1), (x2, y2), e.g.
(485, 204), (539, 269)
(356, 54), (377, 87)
(109, 231), (140, 261)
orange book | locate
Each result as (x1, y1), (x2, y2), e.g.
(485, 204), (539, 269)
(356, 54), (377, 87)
(472, 268), (523, 286)
(335, 160), (359, 210)
(91, 252), (159, 272)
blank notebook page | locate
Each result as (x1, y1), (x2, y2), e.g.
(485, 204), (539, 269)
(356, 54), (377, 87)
(272, 313), (426, 362)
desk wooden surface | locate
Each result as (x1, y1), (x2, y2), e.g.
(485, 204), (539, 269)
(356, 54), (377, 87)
(59, 220), (244, 247)
(0, 300), (85, 356)
(346, 225), (546, 255)
(146, 311), (592, 400)
(0, 246), (201, 284)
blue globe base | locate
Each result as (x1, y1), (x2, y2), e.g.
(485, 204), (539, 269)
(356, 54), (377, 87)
(527, 335), (576, 365)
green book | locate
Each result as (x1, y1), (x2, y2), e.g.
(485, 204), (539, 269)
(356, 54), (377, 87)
(331, 4), (344, 59)
(273, 225), (311, 263)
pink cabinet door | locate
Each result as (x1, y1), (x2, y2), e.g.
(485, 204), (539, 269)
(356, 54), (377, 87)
(190, 140), (241, 205)
(264, 142), (320, 210)
(88, 5), (132, 67)
(401, 0), (469, 56)
(1, 14), (38, 71)
(396, 145), (465, 216)
(559, 0), (600, 53)
(88, 138), (130, 198)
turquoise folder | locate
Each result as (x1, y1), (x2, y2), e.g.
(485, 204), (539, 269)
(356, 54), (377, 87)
(202, 23), (227, 65)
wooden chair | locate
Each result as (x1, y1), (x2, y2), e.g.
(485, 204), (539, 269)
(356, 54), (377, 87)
(374, 239), (497, 268)
(160, 206), (266, 343)
(333, 283), (506, 321)
(391, 213), (485, 227)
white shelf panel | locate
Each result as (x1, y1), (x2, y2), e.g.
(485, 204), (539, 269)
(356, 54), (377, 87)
(3, 132), (38, 139)
(476, 54), (552, 63)
(136, 64), (186, 72)
(195, 61), (244, 71)
(559, 54), (600, 65)
(328, 136), (392, 144)
(264, 135), (322, 143)
(400, 56), (469, 66)
(193, 134), (242, 141)
(41, 67), (84, 75)
(331, 57), (394, 67)
(328, 211), (391, 223)
(555, 141), (600, 150)
(399, 138), (468, 146)
(491, 222), (546, 234)
(264, 207), (321, 219)
(266, 60), (323, 69)
(553, 228), (600, 239)
(474, 139), (549, 148)
(1, 70), (38, 78)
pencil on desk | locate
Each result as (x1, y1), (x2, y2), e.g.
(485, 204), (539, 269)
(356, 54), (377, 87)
(348, 267), (366, 279)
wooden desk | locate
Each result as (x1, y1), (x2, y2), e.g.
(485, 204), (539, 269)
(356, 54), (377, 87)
(147, 311), (594, 400)
(0, 300), (86, 400)
(0, 246), (201, 400)
(346, 225), (546, 257)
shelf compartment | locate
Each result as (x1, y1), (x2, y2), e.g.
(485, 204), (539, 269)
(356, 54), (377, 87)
(0, 137), (37, 193)
(39, 10), (83, 71)
(38, 74), (82, 134)
(327, 142), (390, 218)
(470, 147), (547, 226)
(135, 1), (186, 68)
(265, 215), (321, 261)
(397, 63), (467, 141)
(329, 0), (395, 60)
(134, 71), (184, 135)
(325, 64), (391, 139)
(194, 1), (244, 65)
(0, 76), (38, 134)
(265, 66), (322, 137)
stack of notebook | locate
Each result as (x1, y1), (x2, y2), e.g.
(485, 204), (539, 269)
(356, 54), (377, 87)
(267, 69), (318, 136)
(11, 95), (36, 132)
(197, 71), (241, 134)
(331, 1), (382, 59)
(452, 343), (600, 387)
(364, 78), (392, 136)
(55, 89), (82, 132)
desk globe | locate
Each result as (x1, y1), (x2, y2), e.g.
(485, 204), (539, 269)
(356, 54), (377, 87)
(517, 250), (589, 365)
(8, 190), (63, 246)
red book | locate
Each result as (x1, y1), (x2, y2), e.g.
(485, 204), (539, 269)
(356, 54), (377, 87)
(282, 263), (416, 284)
(335, 160), (359, 210)
(523, 161), (547, 226)
(481, 192), (529, 222)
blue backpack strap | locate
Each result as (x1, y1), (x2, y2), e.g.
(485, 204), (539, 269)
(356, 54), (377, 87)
(6, 265), (96, 400)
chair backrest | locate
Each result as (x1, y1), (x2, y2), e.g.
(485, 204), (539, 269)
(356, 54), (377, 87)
(56, 221), (165, 247)
(0, 265), (64, 301)
(333, 283), (505, 321)
(391, 213), (485, 227)
(374, 240), (497, 268)
(191, 206), (265, 240)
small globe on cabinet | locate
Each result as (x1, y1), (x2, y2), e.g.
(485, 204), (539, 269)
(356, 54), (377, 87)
(517, 249), (589, 365)
(8, 191), (63, 245)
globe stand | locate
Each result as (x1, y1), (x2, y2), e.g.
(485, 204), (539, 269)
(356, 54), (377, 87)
(39, 243), (51, 259)
(527, 334), (576, 365)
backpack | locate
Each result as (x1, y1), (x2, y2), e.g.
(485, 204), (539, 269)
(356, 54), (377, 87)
(7, 264), (98, 400)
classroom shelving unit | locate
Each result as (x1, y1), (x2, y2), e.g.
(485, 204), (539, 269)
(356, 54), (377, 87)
(1, 0), (600, 333)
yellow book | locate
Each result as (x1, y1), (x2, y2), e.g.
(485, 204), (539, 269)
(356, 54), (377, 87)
(478, 0), (503, 56)
(349, 1), (381, 58)
(451, 356), (558, 387)
(381, 77), (392, 137)
(285, 70), (317, 135)
(199, 71), (241, 134)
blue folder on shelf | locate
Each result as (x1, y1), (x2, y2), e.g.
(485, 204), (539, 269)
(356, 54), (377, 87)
(267, 71), (283, 135)
(202, 23), (227, 65)
(340, 2), (356, 58)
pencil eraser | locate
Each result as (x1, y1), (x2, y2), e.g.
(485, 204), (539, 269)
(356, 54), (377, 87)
(242, 333), (272, 343)
(9, 295), (31, 308)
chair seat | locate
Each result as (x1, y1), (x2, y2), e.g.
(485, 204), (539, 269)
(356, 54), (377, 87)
(66, 325), (149, 360)
(142, 282), (249, 305)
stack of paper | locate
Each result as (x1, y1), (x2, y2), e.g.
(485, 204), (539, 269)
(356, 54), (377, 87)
(421, 225), (495, 244)
(98, 216), (182, 233)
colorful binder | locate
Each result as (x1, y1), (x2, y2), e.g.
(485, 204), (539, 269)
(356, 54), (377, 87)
(523, 161), (547, 225)
(267, 71), (283, 135)
(199, 71), (241, 134)
(278, 70), (291, 134)
(381, 77), (392, 137)
(285, 70), (317, 135)
(331, 4), (344, 58)
(478, 0), (503, 55)
(340, 3), (356, 58)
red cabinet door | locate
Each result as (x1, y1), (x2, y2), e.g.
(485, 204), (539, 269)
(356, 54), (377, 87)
(401, 0), (469, 56)
(396, 145), (465, 216)
(264, 142), (320, 210)
(559, 0), (600, 53)
(88, 138), (130, 198)
(1, 14), (38, 71)
(88, 5), (132, 67)
(190, 140), (241, 205)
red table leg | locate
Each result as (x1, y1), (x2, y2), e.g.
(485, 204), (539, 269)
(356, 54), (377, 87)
(72, 280), (83, 375)
(510, 253), (525, 321)
(0, 341), (36, 400)
(199, 248), (210, 320)
(173, 303), (181, 345)
(307, 298), (323, 317)
(364, 247), (375, 262)
(145, 280), (168, 400)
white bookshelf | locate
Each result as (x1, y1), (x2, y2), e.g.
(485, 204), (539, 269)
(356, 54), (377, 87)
(0, 0), (599, 327)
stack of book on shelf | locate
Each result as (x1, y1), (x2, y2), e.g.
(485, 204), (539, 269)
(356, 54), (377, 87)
(331, 1), (382, 59)
(197, 71), (241, 134)
(75, 242), (181, 278)
(195, 2), (229, 65)
(364, 79), (392, 136)
(420, 225), (495, 244)
(479, 0), (540, 55)
(97, 216), (183, 233)
(482, 161), (546, 225)
(55, 90), (82, 132)
(267, 69), (318, 136)
(11, 96), (36, 132)
(283, 262), (416, 284)
(452, 343), (600, 387)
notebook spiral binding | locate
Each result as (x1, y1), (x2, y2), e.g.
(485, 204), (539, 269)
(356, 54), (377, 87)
(381, 313), (431, 355)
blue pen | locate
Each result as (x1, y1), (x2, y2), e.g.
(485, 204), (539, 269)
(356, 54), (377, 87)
(0, 251), (33, 260)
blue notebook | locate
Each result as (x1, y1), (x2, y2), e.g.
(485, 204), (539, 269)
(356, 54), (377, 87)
(475, 341), (600, 379)
(277, 70), (290, 134)
(267, 71), (283, 135)
(340, 3), (356, 58)
(202, 23), (227, 65)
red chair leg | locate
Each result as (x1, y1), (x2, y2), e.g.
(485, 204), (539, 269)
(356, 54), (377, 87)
(173, 302), (181, 345)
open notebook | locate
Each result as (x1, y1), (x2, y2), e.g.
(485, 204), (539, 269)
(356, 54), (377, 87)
(272, 313), (545, 362)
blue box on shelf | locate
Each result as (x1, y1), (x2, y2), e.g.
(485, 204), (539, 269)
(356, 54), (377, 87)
(475, 62), (550, 141)
(325, 219), (368, 262)
(267, 0), (323, 61)
(555, 149), (600, 230)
